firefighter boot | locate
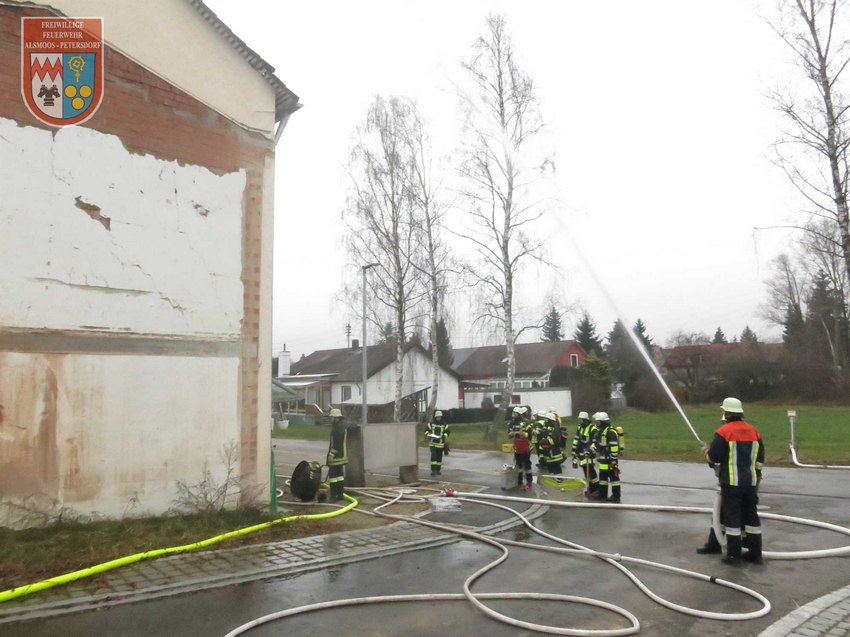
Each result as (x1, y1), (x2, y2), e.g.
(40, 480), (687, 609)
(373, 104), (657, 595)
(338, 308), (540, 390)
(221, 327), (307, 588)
(696, 528), (723, 554)
(330, 482), (344, 502)
(607, 484), (621, 503)
(722, 535), (742, 565)
(743, 533), (763, 564)
(594, 484), (608, 501)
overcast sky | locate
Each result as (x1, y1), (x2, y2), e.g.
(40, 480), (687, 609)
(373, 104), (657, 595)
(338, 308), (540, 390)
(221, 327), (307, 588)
(206, 0), (802, 360)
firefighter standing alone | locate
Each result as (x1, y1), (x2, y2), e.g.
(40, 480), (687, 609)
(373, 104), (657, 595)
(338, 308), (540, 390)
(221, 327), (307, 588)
(703, 397), (765, 565)
(326, 408), (348, 502)
(424, 410), (450, 476)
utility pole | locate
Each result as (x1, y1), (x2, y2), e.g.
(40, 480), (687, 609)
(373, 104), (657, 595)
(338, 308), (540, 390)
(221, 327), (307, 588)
(361, 263), (380, 424)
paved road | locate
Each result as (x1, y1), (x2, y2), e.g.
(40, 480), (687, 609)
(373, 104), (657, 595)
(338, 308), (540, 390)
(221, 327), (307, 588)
(1, 440), (848, 636)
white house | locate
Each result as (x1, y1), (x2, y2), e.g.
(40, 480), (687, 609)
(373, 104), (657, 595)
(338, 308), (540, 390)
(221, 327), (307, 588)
(280, 343), (460, 420)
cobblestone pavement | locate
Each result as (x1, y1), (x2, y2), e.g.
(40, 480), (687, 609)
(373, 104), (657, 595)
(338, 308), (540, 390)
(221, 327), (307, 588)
(757, 585), (850, 637)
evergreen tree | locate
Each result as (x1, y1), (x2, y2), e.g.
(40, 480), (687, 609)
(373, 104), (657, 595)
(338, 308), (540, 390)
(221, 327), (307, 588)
(712, 327), (727, 344)
(432, 317), (454, 367)
(541, 304), (564, 341)
(806, 272), (849, 369)
(740, 326), (759, 344)
(782, 305), (805, 348)
(570, 350), (613, 410)
(573, 312), (603, 355)
(632, 318), (653, 351)
(605, 318), (660, 410)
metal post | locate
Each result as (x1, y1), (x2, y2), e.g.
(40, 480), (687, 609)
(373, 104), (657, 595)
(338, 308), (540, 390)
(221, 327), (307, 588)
(361, 263), (379, 425)
(788, 409), (797, 450)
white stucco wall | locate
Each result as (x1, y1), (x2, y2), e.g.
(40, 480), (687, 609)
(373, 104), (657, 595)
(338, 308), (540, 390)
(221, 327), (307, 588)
(24, 0), (277, 135)
(0, 117), (245, 335)
(464, 388), (572, 416)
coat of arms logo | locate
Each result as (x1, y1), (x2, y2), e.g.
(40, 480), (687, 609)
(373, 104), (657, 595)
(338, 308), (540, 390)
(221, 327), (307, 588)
(21, 17), (104, 127)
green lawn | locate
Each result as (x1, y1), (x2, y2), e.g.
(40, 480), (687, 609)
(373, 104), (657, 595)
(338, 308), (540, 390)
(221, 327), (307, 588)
(274, 404), (850, 466)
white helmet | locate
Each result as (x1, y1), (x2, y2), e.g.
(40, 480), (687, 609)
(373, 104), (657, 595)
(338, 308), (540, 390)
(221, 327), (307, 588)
(720, 397), (743, 414)
(434, 410), (443, 418)
(594, 411), (610, 422)
(329, 408), (343, 418)
(537, 409), (548, 418)
(544, 411), (557, 422)
(513, 406), (527, 415)
(578, 411), (589, 420)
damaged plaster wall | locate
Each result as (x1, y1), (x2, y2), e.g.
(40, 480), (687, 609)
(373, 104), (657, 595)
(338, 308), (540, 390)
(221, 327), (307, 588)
(0, 351), (240, 523)
(0, 117), (249, 525)
(0, 116), (245, 335)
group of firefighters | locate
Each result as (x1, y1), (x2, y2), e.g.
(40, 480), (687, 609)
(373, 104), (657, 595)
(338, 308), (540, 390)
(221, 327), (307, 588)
(420, 407), (624, 500)
(348, 395), (761, 566)
(505, 407), (624, 502)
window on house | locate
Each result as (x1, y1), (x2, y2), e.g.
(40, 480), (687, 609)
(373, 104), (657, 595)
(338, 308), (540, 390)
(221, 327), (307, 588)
(341, 386), (352, 401)
(570, 354), (579, 367)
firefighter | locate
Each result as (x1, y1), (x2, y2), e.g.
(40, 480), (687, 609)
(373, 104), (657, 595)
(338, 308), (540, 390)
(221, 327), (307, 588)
(571, 411), (599, 496)
(508, 406), (534, 490)
(424, 410), (450, 476)
(551, 408), (569, 453)
(532, 409), (548, 469)
(704, 397), (764, 565)
(539, 411), (566, 474)
(593, 412), (621, 503)
(326, 408), (348, 502)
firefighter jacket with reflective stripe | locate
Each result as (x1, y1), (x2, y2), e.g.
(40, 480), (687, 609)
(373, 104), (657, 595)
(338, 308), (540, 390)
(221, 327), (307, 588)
(707, 419), (764, 487)
(327, 422), (348, 466)
(597, 424), (619, 467)
(539, 430), (565, 463)
(424, 421), (449, 448)
(571, 421), (595, 460)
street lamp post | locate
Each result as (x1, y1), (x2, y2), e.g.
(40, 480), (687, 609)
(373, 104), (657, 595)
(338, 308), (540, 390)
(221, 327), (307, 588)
(361, 263), (379, 425)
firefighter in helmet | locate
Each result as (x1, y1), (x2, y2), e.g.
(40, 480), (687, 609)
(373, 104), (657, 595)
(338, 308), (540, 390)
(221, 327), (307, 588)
(326, 408), (348, 502)
(702, 397), (764, 565)
(424, 410), (450, 476)
(508, 406), (534, 490)
(571, 411), (599, 496)
(592, 412), (621, 503)
(539, 411), (566, 474)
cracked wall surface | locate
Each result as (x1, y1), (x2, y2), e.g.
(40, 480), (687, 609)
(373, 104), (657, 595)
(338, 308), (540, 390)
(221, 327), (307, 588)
(0, 4), (276, 525)
(0, 117), (246, 336)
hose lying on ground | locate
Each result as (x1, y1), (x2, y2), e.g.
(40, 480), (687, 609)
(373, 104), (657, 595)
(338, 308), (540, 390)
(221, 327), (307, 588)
(226, 483), (850, 636)
(0, 494), (359, 604)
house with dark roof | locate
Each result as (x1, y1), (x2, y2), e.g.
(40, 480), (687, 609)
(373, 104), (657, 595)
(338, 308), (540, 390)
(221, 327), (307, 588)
(453, 340), (587, 415)
(278, 342), (461, 420)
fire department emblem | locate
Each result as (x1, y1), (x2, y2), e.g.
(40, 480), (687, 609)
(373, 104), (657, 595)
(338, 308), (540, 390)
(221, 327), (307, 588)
(21, 17), (104, 127)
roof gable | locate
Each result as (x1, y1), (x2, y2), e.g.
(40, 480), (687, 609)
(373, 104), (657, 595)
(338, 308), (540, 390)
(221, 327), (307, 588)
(291, 343), (461, 381)
(455, 341), (585, 379)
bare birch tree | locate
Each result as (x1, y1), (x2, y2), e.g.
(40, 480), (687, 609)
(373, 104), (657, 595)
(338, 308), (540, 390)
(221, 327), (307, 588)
(770, 0), (850, 314)
(457, 14), (553, 434)
(345, 96), (425, 422)
(403, 106), (454, 418)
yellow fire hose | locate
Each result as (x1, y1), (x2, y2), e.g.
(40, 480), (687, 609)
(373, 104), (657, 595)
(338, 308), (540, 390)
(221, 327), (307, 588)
(0, 493), (358, 604)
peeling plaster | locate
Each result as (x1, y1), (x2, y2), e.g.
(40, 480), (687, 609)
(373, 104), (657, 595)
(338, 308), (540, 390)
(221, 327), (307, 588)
(74, 196), (111, 231)
(0, 117), (246, 336)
